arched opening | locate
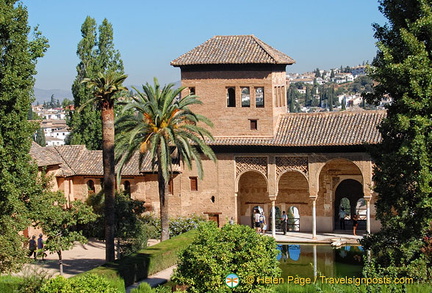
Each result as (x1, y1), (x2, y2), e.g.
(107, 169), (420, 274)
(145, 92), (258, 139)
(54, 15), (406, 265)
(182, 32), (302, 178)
(318, 158), (364, 232)
(227, 87), (236, 107)
(334, 179), (364, 231)
(288, 206), (300, 231)
(87, 180), (95, 195)
(237, 171), (268, 227)
(277, 170), (308, 232)
(355, 198), (367, 221)
(338, 197), (351, 230)
(123, 180), (131, 197)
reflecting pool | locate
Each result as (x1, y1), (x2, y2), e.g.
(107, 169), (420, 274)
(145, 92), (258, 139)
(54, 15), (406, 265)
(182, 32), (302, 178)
(277, 244), (364, 279)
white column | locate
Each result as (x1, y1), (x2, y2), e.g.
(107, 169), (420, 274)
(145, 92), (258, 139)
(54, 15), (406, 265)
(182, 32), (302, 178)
(313, 244), (317, 279)
(312, 199), (317, 239)
(272, 200), (276, 238)
(366, 199), (371, 234)
(234, 192), (238, 223)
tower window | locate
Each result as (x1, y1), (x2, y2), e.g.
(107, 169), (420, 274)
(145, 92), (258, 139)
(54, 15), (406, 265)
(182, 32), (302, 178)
(241, 87), (250, 107)
(190, 177), (198, 191)
(189, 87), (195, 95)
(227, 87), (236, 107)
(250, 119), (258, 130)
(255, 87), (264, 108)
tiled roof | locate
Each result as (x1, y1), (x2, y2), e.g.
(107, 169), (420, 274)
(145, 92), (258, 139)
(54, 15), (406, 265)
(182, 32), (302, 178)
(30, 110), (385, 176)
(30, 144), (152, 177)
(209, 110), (386, 147)
(171, 35), (295, 66)
(30, 141), (63, 166)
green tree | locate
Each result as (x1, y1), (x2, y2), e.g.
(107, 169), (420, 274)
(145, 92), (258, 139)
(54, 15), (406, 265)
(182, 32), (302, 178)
(61, 98), (73, 109)
(116, 79), (216, 241)
(34, 127), (46, 146)
(29, 189), (97, 275)
(82, 71), (128, 262)
(171, 222), (281, 293)
(361, 0), (432, 280)
(84, 191), (147, 258)
(0, 0), (48, 273)
(68, 17), (124, 150)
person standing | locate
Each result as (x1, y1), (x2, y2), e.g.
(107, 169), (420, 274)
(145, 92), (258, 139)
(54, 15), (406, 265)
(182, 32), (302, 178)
(28, 236), (36, 259)
(37, 234), (45, 260)
(260, 212), (267, 235)
(281, 211), (288, 235)
(352, 215), (359, 236)
(253, 209), (261, 233)
(339, 208), (347, 230)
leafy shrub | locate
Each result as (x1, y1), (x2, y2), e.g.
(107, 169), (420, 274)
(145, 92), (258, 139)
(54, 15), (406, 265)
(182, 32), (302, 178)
(16, 267), (53, 293)
(130, 282), (153, 293)
(39, 274), (123, 293)
(169, 215), (206, 237)
(87, 229), (197, 287)
(84, 191), (148, 258)
(171, 222), (281, 293)
(141, 214), (206, 239)
(0, 275), (22, 293)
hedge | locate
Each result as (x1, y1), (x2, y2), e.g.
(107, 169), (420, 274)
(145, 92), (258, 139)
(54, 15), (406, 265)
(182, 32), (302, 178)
(86, 229), (197, 287)
(0, 276), (22, 293)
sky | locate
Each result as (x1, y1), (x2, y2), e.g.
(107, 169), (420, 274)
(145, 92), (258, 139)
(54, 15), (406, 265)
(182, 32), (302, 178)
(24, 0), (388, 92)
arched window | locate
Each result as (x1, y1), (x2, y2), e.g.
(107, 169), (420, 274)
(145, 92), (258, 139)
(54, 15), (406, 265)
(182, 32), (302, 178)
(356, 198), (367, 220)
(241, 87), (250, 107)
(87, 180), (95, 195)
(227, 87), (236, 107)
(124, 180), (131, 196)
(339, 197), (351, 218)
(288, 206), (300, 231)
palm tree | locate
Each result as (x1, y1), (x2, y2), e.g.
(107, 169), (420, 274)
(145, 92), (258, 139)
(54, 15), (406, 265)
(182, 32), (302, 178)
(81, 71), (128, 262)
(116, 78), (216, 241)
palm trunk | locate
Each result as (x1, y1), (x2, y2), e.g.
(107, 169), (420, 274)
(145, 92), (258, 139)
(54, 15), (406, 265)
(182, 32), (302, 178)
(158, 162), (170, 241)
(102, 106), (116, 262)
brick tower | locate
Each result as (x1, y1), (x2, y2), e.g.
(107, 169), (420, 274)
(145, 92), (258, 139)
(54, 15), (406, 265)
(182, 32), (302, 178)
(171, 35), (295, 138)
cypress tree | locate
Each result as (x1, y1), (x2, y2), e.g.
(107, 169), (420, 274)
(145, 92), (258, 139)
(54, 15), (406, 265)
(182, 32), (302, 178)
(362, 0), (432, 280)
(0, 0), (48, 272)
(68, 17), (124, 150)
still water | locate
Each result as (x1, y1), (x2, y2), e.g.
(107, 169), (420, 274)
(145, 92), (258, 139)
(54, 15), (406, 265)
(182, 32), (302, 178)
(277, 244), (364, 279)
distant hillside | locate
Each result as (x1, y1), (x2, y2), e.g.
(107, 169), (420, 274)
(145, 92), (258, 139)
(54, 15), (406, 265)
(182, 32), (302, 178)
(33, 88), (73, 104)
(33, 81), (180, 105)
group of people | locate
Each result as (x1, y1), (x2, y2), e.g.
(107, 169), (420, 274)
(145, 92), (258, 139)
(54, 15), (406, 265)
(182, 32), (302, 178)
(253, 209), (290, 235)
(28, 233), (45, 260)
(253, 209), (267, 234)
(339, 208), (359, 236)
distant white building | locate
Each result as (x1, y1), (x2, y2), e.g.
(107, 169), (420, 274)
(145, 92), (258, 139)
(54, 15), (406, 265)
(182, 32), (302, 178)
(45, 136), (66, 146)
(40, 119), (70, 146)
(332, 73), (354, 84)
(351, 66), (367, 77)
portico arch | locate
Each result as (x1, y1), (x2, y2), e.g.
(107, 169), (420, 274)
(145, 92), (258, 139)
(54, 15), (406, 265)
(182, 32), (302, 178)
(316, 158), (364, 232)
(237, 171), (269, 226)
(334, 179), (364, 230)
(276, 170), (309, 232)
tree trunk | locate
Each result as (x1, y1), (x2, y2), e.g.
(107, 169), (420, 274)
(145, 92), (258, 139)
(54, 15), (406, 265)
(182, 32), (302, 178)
(57, 250), (63, 275)
(102, 106), (116, 262)
(158, 162), (170, 241)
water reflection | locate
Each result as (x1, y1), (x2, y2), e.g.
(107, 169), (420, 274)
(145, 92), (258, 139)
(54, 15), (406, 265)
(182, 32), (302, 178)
(277, 244), (364, 279)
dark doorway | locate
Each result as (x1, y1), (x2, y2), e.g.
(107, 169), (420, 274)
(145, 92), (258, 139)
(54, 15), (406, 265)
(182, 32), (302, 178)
(334, 179), (364, 230)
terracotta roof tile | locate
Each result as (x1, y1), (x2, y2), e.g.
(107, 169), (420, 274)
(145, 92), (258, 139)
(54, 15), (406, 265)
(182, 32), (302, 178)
(171, 35), (295, 66)
(209, 110), (386, 147)
(30, 142), (63, 166)
(30, 144), (153, 177)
